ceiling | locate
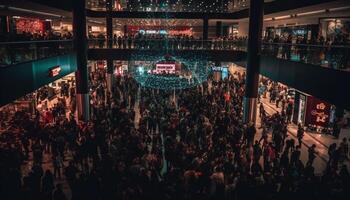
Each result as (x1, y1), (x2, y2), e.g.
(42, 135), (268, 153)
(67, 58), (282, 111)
(0, 0), (72, 21)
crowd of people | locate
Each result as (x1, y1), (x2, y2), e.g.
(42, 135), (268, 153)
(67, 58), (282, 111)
(88, 32), (350, 70)
(1, 68), (349, 200)
(0, 31), (73, 42)
(89, 33), (248, 50)
(0, 31), (74, 66)
(2, 29), (349, 70)
(262, 34), (350, 70)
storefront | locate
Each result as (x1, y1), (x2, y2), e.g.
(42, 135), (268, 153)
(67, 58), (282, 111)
(0, 72), (76, 131)
(12, 16), (52, 34)
(292, 90), (335, 133)
(88, 60), (129, 76)
(265, 24), (319, 41)
(0, 53), (77, 107)
(211, 64), (229, 81)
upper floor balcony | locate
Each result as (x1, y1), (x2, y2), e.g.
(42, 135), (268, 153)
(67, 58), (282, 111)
(88, 38), (350, 71)
(0, 40), (74, 67)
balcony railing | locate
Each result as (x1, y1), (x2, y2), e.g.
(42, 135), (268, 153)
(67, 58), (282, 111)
(262, 43), (350, 71)
(88, 38), (350, 71)
(0, 40), (74, 67)
(88, 38), (247, 51)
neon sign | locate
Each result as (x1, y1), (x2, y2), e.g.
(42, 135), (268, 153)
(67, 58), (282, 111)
(49, 66), (61, 77)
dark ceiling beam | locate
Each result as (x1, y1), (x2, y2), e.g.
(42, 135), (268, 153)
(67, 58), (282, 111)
(28, 0), (73, 11)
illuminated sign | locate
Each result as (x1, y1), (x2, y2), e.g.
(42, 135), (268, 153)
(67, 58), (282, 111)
(311, 103), (329, 123)
(305, 97), (331, 127)
(154, 63), (176, 74)
(212, 66), (228, 71)
(139, 29), (168, 35)
(49, 66), (61, 77)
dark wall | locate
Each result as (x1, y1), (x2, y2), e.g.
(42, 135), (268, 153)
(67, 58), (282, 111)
(0, 53), (77, 106)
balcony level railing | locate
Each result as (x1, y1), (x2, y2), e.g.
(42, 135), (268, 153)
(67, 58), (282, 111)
(0, 40), (74, 67)
(88, 38), (350, 71)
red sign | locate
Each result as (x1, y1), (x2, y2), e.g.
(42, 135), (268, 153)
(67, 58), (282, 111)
(305, 96), (331, 127)
(49, 66), (61, 77)
(15, 18), (44, 34)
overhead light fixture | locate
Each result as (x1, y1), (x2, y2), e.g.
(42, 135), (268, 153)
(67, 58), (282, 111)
(7, 6), (63, 18)
(329, 6), (350, 12)
(297, 9), (325, 17)
(274, 15), (290, 20)
(264, 18), (273, 21)
(88, 19), (104, 24)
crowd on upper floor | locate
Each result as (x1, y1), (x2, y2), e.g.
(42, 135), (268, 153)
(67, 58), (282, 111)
(0, 31), (73, 42)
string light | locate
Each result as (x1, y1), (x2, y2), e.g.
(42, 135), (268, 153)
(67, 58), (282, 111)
(86, 0), (252, 13)
(130, 53), (211, 90)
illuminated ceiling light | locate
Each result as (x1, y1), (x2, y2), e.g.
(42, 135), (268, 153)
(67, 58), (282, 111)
(329, 6), (350, 12)
(297, 9), (325, 17)
(264, 18), (273, 21)
(7, 6), (63, 18)
(274, 15), (291, 20)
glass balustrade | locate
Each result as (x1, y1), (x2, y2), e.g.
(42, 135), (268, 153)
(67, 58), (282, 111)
(0, 40), (74, 67)
(88, 39), (350, 71)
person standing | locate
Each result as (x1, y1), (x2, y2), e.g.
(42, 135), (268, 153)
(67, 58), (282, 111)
(306, 144), (318, 166)
(297, 124), (304, 146)
(53, 184), (67, 200)
(53, 153), (64, 179)
(42, 170), (54, 200)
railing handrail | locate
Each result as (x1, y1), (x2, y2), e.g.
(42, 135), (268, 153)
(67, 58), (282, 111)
(0, 39), (73, 45)
(87, 38), (350, 48)
(262, 42), (350, 48)
(87, 38), (245, 42)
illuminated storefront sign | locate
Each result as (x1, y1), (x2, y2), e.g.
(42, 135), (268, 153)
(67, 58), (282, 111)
(48, 66), (62, 77)
(305, 96), (331, 127)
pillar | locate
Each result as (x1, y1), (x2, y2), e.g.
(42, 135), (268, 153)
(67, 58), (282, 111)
(124, 25), (128, 36)
(73, 0), (90, 121)
(106, 59), (114, 93)
(216, 21), (223, 37)
(0, 16), (9, 34)
(106, 0), (113, 49)
(243, 0), (264, 124)
(106, 0), (114, 94)
(203, 18), (208, 40)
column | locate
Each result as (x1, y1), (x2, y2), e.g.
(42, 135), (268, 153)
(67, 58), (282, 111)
(73, 0), (90, 121)
(243, 0), (264, 124)
(106, 0), (114, 94)
(203, 18), (208, 40)
(124, 25), (128, 36)
(216, 21), (223, 37)
(0, 16), (9, 34)
(106, 0), (113, 49)
(106, 59), (114, 93)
